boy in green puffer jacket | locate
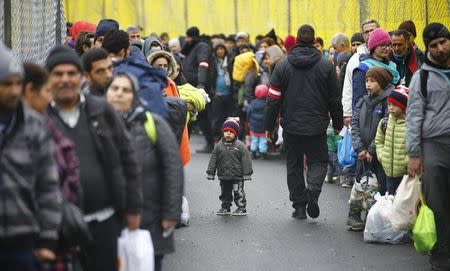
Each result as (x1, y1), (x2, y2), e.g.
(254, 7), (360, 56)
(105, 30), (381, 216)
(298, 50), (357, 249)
(375, 86), (409, 195)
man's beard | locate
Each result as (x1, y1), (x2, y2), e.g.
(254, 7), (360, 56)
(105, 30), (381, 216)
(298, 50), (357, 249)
(432, 51), (450, 66)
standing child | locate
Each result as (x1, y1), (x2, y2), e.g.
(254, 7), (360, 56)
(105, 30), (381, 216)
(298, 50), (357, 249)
(207, 117), (253, 216)
(326, 121), (343, 183)
(248, 84), (269, 159)
(346, 66), (393, 231)
(375, 86), (409, 195)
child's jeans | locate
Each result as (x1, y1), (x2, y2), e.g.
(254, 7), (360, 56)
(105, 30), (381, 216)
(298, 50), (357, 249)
(251, 135), (268, 154)
(327, 151), (342, 177)
(386, 176), (403, 195)
(220, 180), (246, 209)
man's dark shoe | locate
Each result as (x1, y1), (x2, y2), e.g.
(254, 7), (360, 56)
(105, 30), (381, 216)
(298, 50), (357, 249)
(196, 144), (213, 153)
(430, 252), (450, 271)
(306, 190), (320, 218)
(292, 207), (307, 219)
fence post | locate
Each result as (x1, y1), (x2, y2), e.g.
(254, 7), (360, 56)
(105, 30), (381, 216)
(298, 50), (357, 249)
(55, 0), (62, 46)
(234, 0), (238, 33)
(287, 0), (291, 34)
(4, 0), (12, 48)
(425, 0), (429, 25)
(184, 0), (189, 29)
(359, 0), (367, 27)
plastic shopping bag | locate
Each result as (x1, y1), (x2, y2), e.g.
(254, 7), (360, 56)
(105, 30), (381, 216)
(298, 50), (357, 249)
(364, 193), (409, 244)
(349, 162), (379, 210)
(118, 229), (154, 271)
(338, 128), (357, 168)
(389, 175), (421, 230)
(180, 196), (190, 226)
(412, 193), (437, 255)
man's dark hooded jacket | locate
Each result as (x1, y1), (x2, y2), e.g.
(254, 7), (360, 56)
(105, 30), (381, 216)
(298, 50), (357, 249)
(265, 43), (343, 135)
(181, 39), (212, 91)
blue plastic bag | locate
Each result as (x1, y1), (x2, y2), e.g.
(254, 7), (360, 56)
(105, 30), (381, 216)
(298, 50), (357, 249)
(338, 128), (357, 167)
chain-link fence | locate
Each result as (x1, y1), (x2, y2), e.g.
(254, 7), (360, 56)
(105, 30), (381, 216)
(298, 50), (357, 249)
(0, 0), (66, 64)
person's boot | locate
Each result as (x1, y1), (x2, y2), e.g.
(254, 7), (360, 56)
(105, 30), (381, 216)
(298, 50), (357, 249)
(292, 206), (307, 219)
(196, 143), (214, 153)
(346, 204), (365, 231)
(251, 151), (258, 159)
(306, 189), (320, 218)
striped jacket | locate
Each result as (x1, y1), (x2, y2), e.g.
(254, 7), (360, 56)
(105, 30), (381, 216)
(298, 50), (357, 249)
(0, 102), (61, 247)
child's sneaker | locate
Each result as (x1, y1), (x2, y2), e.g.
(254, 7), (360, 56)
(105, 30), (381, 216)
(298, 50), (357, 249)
(216, 207), (231, 216)
(232, 207), (247, 216)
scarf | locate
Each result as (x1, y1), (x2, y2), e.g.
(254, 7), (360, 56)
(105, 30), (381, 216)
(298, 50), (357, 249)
(362, 58), (401, 85)
(181, 39), (199, 56)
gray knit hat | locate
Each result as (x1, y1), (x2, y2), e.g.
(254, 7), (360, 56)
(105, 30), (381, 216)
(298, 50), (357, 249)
(0, 41), (23, 81)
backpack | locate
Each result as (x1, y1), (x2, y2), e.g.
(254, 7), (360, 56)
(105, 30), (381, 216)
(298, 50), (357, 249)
(420, 69), (429, 98)
(144, 112), (157, 144)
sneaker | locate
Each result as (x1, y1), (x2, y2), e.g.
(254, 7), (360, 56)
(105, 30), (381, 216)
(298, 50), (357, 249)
(216, 207), (231, 216)
(306, 191), (320, 218)
(292, 207), (307, 219)
(341, 178), (353, 188)
(232, 207), (247, 216)
(346, 217), (365, 231)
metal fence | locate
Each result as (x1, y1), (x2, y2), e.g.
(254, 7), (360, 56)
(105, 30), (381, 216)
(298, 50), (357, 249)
(0, 0), (66, 64)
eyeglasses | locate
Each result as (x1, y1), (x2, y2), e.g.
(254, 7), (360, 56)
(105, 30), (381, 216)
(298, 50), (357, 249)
(379, 43), (393, 49)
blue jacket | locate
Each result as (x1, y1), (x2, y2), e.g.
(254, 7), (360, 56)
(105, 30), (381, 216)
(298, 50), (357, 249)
(248, 99), (266, 133)
(114, 47), (168, 118)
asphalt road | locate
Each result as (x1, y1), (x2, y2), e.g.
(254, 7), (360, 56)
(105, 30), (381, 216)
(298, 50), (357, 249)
(165, 135), (429, 271)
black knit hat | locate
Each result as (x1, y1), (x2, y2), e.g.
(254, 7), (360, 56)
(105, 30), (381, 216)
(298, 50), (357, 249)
(186, 26), (200, 38)
(45, 46), (83, 72)
(423, 23), (450, 49)
(351, 32), (364, 44)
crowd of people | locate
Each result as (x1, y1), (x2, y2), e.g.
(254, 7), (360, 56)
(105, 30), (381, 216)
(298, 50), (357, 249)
(0, 14), (449, 271)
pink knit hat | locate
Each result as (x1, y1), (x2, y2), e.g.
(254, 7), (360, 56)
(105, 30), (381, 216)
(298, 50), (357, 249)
(255, 84), (269, 99)
(368, 28), (392, 51)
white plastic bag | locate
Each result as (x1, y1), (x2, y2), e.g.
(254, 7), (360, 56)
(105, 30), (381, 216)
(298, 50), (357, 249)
(275, 126), (283, 146)
(118, 229), (154, 271)
(389, 175), (421, 230)
(363, 193), (409, 244)
(180, 196), (190, 226)
(349, 168), (379, 210)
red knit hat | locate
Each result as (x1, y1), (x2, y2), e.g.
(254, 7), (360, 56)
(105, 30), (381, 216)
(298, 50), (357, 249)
(284, 35), (296, 52)
(368, 28), (391, 51)
(387, 85), (409, 111)
(222, 117), (240, 137)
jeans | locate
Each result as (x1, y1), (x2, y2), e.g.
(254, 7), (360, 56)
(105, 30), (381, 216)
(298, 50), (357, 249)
(327, 152), (342, 177)
(219, 180), (246, 209)
(250, 135), (268, 154)
(284, 132), (328, 209)
(386, 176), (403, 195)
(0, 249), (37, 271)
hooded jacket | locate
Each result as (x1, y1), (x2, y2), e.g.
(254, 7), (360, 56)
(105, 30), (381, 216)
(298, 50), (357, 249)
(143, 37), (166, 59)
(406, 61), (450, 157)
(0, 102), (61, 249)
(265, 43), (343, 135)
(114, 72), (183, 255)
(392, 46), (423, 86)
(351, 85), (393, 156)
(206, 138), (253, 181)
(146, 50), (180, 81)
(181, 39), (212, 90)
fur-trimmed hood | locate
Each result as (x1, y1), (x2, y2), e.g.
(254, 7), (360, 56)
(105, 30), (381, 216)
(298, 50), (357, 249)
(147, 50), (180, 80)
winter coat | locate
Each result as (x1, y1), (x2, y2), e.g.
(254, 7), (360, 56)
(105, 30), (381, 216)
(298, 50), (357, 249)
(114, 47), (169, 118)
(0, 102), (61, 248)
(327, 124), (342, 153)
(207, 138), (253, 181)
(143, 37), (166, 59)
(211, 55), (234, 93)
(351, 56), (400, 113)
(406, 61), (450, 157)
(342, 44), (369, 117)
(125, 112), (183, 255)
(391, 46), (423, 87)
(248, 99), (266, 133)
(351, 85), (393, 156)
(265, 43), (343, 136)
(48, 95), (143, 217)
(146, 50), (180, 81)
(244, 70), (260, 103)
(375, 115), (408, 177)
(181, 40), (212, 90)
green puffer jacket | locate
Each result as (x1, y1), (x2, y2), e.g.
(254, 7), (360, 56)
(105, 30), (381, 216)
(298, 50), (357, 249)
(206, 138), (253, 181)
(375, 115), (408, 177)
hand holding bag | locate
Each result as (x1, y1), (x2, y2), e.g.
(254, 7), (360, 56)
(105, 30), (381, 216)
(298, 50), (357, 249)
(59, 201), (92, 248)
(118, 229), (154, 271)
